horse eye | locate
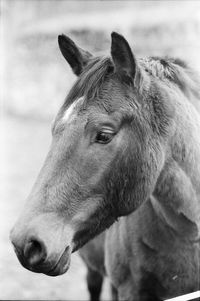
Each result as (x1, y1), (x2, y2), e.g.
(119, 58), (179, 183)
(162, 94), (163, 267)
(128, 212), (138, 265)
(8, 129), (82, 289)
(95, 130), (114, 144)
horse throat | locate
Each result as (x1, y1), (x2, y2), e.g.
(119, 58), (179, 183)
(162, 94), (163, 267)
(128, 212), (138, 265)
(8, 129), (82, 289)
(153, 98), (200, 240)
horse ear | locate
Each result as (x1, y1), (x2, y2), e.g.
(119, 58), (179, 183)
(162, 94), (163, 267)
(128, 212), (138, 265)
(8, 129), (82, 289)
(58, 34), (92, 76)
(111, 32), (140, 86)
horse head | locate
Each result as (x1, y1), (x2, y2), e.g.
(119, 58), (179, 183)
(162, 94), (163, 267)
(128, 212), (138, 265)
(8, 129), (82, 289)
(10, 32), (175, 276)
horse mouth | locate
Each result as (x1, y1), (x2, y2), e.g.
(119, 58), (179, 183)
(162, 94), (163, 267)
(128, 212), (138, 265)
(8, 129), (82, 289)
(13, 241), (72, 276)
(46, 246), (72, 276)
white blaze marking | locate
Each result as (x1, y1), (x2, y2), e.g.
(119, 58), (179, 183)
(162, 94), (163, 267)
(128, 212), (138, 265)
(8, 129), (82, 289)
(62, 97), (84, 124)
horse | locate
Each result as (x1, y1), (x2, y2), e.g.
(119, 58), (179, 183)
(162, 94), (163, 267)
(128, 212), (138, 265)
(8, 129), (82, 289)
(10, 32), (200, 301)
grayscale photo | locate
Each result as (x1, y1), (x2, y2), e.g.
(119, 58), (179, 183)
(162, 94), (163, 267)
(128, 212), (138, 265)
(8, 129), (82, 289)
(1, 1), (200, 300)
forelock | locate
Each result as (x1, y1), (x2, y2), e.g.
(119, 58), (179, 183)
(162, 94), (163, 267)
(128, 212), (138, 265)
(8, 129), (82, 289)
(62, 56), (114, 111)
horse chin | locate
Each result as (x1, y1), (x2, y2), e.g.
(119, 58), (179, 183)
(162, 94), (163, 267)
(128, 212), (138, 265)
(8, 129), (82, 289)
(72, 232), (92, 252)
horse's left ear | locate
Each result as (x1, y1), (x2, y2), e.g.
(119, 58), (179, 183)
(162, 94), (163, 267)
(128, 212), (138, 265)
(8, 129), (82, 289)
(58, 34), (92, 76)
(111, 32), (140, 86)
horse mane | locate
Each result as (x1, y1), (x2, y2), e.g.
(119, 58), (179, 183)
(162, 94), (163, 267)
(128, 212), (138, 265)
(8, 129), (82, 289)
(62, 54), (200, 113)
(139, 56), (200, 100)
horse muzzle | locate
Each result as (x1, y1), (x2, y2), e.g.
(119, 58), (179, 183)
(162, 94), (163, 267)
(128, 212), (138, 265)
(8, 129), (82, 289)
(10, 213), (74, 276)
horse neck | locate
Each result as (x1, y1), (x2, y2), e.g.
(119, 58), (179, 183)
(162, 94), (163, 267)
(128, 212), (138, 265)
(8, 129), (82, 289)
(153, 94), (200, 240)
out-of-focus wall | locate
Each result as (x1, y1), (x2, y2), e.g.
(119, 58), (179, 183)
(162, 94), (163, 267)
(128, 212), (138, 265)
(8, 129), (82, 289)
(2, 0), (200, 120)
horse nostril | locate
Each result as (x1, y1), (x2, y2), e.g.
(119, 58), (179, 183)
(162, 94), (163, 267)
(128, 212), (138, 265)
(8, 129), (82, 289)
(24, 239), (47, 267)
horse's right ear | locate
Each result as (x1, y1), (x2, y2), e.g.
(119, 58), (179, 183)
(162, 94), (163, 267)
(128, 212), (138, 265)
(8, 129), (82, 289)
(58, 34), (92, 76)
(111, 32), (141, 87)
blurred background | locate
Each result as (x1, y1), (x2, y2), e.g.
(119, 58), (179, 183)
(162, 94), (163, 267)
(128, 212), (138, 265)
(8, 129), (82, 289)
(1, 1), (200, 300)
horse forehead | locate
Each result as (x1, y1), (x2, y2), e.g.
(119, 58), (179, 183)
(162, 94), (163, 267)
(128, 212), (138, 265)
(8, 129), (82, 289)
(61, 97), (84, 124)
